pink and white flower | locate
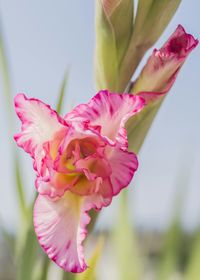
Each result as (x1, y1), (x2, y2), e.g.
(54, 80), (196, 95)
(14, 90), (145, 273)
(133, 25), (198, 103)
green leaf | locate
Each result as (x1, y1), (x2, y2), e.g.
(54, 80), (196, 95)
(56, 70), (69, 114)
(134, 0), (181, 48)
(0, 216), (15, 257)
(0, 17), (28, 227)
(127, 99), (162, 153)
(95, 0), (119, 91)
(118, 0), (182, 91)
(16, 221), (40, 280)
(109, 0), (134, 64)
(112, 190), (142, 280)
(156, 219), (182, 280)
(14, 155), (29, 221)
(0, 20), (13, 134)
(62, 272), (76, 280)
(32, 255), (50, 280)
(0, 18), (30, 265)
(156, 169), (189, 280)
(185, 230), (200, 280)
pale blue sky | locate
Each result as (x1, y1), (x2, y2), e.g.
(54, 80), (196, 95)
(0, 1), (199, 231)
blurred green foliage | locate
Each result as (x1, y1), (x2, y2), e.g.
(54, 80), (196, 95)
(2, 177), (200, 280)
(112, 190), (142, 280)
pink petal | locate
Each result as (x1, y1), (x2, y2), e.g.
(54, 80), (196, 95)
(35, 173), (78, 198)
(14, 94), (67, 173)
(65, 91), (145, 148)
(36, 126), (110, 199)
(34, 191), (110, 273)
(163, 25), (198, 56)
(75, 153), (112, 181)
(107, 146), (138, 195)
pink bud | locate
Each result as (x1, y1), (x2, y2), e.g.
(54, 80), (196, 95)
(133, 25), (198, 103)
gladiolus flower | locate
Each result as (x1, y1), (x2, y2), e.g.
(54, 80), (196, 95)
(14, 90), (145, 272)
(132, 25), (198, 103)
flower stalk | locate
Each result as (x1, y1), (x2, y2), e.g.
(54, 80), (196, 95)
(95, 0), (182, 92)
(127, 25), (198, 152)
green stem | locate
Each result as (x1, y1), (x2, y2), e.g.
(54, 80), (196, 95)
(14, 154), (28, 221)
(62, 272), (76, 280)
(118, 43), (146, 91)
(56, 70), (69, 114)
(38, 256), (50, 280)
